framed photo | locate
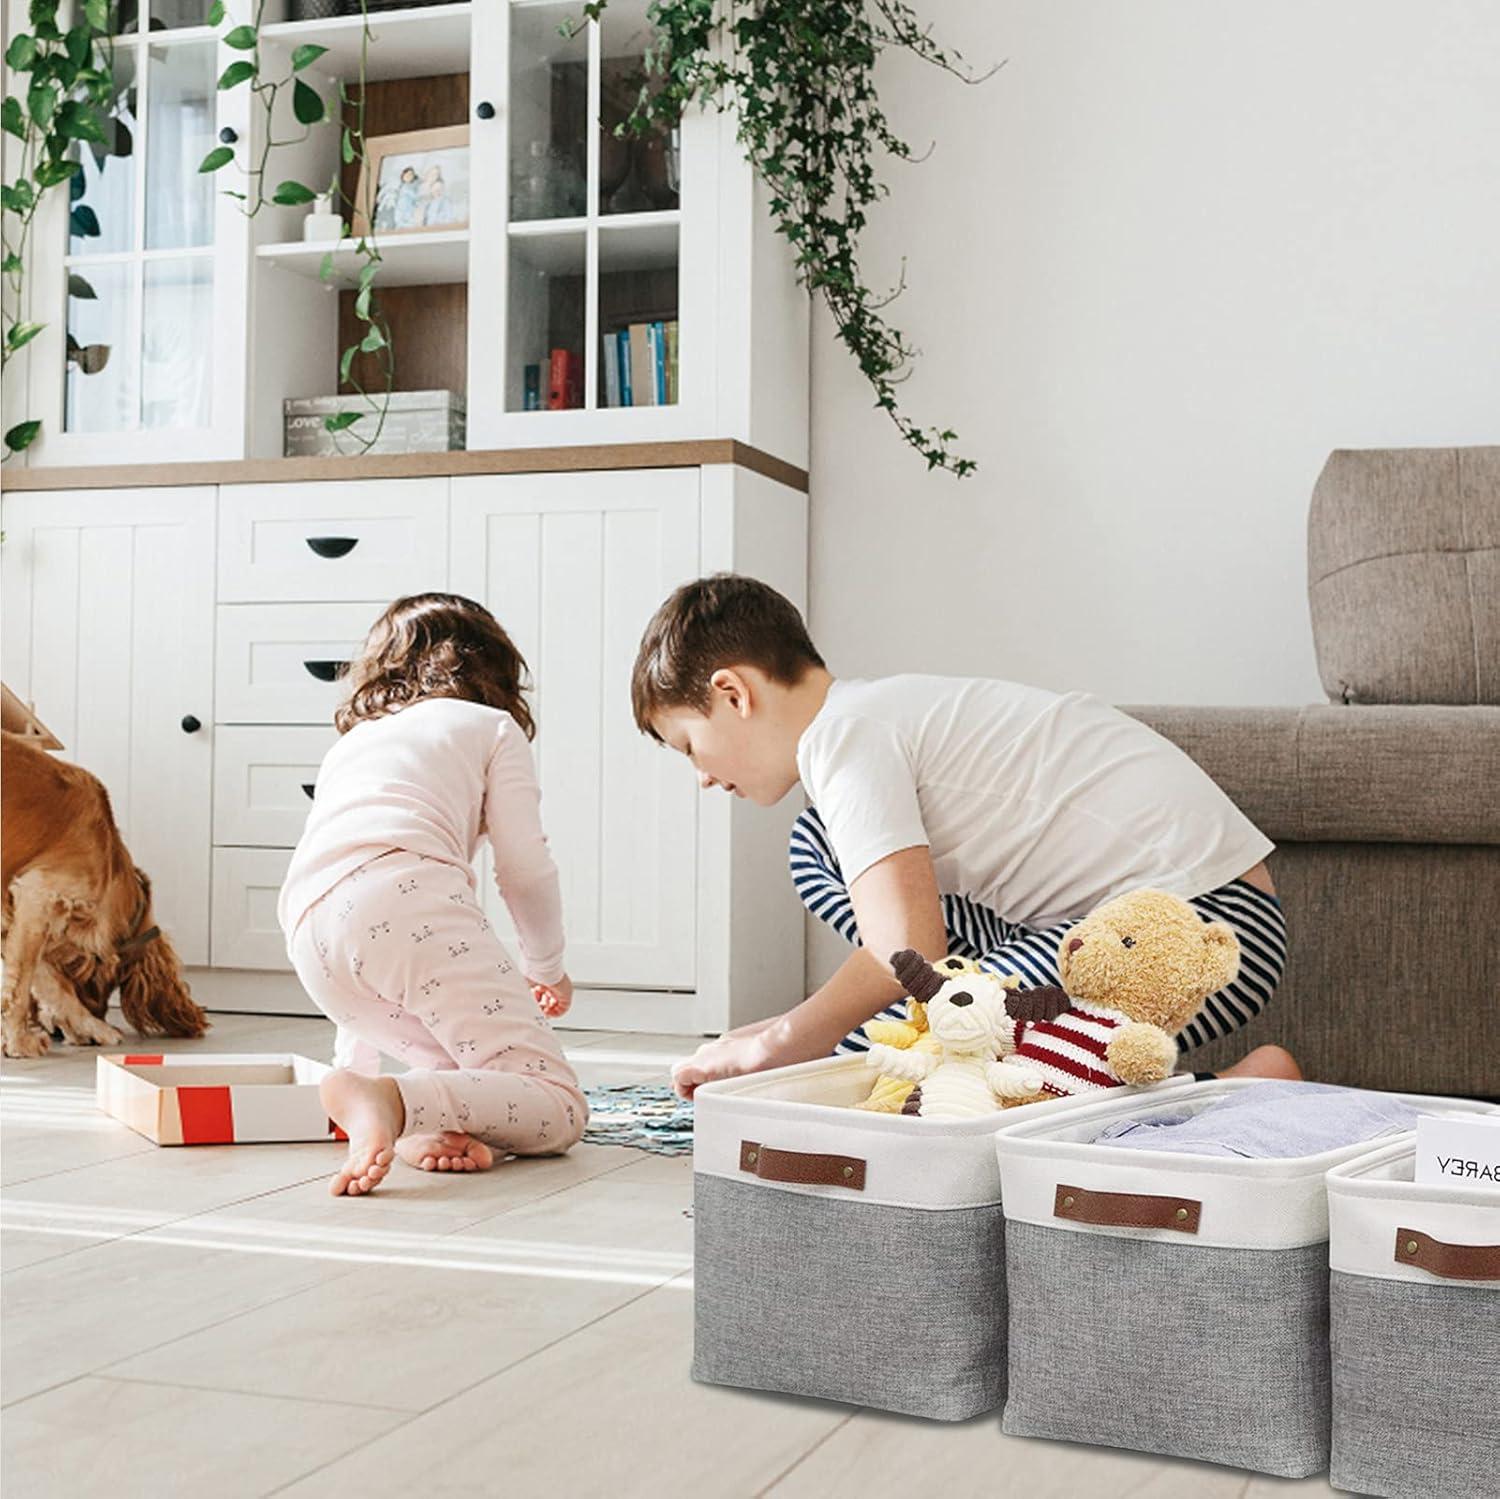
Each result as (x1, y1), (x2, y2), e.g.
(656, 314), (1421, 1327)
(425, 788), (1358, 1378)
(353, 125), (470, 237)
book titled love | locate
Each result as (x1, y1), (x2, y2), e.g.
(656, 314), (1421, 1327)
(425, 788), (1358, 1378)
(1413, 1111), (1500, 1187)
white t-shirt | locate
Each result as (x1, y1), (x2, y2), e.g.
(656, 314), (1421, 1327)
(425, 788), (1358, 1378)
(276, 698), (566, 983)
(795, 676), (1273, 928)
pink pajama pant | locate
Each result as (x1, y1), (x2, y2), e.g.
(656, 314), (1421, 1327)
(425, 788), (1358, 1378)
(289, 851), (587, 1155)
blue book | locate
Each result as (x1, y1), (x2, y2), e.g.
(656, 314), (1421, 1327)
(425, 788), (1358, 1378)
(617, 329), (633, 407)
(652, 321), (666, 404)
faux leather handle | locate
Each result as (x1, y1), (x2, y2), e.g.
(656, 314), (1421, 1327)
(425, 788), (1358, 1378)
(739, 1140), (865, 1191)
(1395, 1227), (1500, 1281)
(305, 536), (358, 558)
(1054, 1183), (1201, 1234)
(302, 659), (348, 682)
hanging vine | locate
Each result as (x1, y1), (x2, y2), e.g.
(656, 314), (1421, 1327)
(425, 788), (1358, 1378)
(201, 0), (392, 449)
(577, 0), (994, 476)
(1, 0), (116, 457)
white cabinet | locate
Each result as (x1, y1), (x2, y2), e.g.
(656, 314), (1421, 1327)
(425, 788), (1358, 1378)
(213, 725), (339, 847)
(215, 601), (382, 725)
(451, 468), (701, 991)
(0, 488), (215, 964)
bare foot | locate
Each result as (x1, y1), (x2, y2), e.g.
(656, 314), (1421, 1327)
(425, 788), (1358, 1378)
(320, 1070), (404, 1197)
(1218, 1044), (1303, 1081)
(395, 1131), (495, 1174)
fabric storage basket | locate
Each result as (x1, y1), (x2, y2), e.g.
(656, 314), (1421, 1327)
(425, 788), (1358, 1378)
(691, 1056), (1188, 1421)
(992, 1079), (1494, 1477)
(1326, 1139), (1500, 1499)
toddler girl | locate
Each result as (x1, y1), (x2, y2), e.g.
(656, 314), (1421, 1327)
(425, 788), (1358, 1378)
(278, 593), (587, 1197)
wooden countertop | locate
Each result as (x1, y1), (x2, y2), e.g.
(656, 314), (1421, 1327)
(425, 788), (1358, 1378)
(1, 440), (809, 494)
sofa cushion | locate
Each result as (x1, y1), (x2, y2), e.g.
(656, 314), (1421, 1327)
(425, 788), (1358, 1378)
(1126, 705), (1500, 845)
(1308, 447), (1500, 706)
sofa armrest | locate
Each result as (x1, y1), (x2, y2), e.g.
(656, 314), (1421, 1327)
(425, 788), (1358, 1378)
(1124, 704), (1500, 845)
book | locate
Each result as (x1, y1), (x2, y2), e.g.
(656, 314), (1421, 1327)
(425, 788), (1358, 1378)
(652, 320), (666, 404)
(628, 323), (655, 406)
(547, 348), (576, 410)
(665, 320), (678, 405)
(617, 328), (633, 407)
(603, 332), (621, 408)
(523, 363), (541, 411)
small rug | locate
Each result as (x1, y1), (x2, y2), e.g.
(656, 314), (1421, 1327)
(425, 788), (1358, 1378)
(583, 1083), (695, 1156)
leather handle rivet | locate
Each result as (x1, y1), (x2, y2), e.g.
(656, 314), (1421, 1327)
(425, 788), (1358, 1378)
(1062, 1195), (1075, 1209)
(1406, 1239), (1419, 1255)
(1175, 1207), (1189, 1222)
(746, 1151), (757, 1165)
(842, 1165), (854, 1179)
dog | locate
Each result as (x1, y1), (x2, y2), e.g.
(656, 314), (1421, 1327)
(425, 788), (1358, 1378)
(2, 731), (208, 1058)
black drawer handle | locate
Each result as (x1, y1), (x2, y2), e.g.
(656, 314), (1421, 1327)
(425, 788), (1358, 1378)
(180, 714), (202, 734)
(302, 660), (348, 682)
(301, 783), (316, 800)
(306, 536), (359, 559)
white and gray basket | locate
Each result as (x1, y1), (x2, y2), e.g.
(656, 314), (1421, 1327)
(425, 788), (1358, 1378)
(991, 1079), (1494, 1477)
(1325, 1139), (1500, 1499)
(691, 1057), (1185, 1420)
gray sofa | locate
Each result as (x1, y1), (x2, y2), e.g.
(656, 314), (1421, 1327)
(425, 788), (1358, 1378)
(1129, 446), (1500, 1098)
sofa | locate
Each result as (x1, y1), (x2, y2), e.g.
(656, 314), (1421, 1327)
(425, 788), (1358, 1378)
(1129, 446), (1500, 1098)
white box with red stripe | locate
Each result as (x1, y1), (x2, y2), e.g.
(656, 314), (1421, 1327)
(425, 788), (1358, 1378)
(96, 1053), (345, 1146)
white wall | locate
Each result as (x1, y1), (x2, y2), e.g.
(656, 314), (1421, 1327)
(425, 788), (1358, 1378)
(806, 0), (1500, 707)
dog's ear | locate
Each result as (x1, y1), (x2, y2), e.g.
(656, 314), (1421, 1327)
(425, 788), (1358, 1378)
(117, 929), (208, 1038)
(890, 949), (946, 1005)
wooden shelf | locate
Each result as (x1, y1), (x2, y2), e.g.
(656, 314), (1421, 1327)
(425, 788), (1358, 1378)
(258, 231), (469, 287)
(260, 3), (472, 84)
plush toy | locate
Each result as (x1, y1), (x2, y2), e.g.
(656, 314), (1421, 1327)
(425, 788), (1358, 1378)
(986, 887), (1241, 1105)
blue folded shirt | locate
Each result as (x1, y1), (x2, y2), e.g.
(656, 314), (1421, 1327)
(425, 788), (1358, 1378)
(1092, 1081), (1418, 1159)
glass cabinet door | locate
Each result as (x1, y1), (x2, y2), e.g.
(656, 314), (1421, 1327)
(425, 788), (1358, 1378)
(63, 9), (218, 436)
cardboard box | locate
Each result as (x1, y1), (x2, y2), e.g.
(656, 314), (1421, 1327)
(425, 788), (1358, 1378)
(283, 391), (465, 457)
(1414, 1111), (1500, 1188)
(97, 1053), (345, 1146)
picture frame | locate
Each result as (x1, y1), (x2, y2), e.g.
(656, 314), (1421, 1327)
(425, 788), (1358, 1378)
(352, 124), (471, 238)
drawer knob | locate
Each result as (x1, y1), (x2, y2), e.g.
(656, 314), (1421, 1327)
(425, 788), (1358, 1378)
(301, 783), (316, 800)
(476, 101), (496, 120)
(180, 714), (202, 734)
(303, 660), (349, 683)
(306, 536), (359, 559)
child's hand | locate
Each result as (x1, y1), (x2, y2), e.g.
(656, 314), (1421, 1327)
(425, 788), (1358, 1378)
(672, 1033), (774, 1099)
(531, 974), (573, 1018)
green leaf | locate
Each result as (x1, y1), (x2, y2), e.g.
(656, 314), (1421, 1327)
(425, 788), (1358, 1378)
(69, 202), (100, 237)
(65, 24), (91, 69)
(28, 83), (57, 130)
(353, 284), (372, 320)
(356, 256), (379, 290)
(4, 419), (42, 453)
(339, 344), (356, 381)
(57, 101), (106, 142)
(340, 126), (354, 164)
(198, 144), (234, 173)
(3, 252), (22, 273)
(5, 35), (37, 72)
(67, 272), (96, 299)
(292, 78), (324, 126)
(6, 321), (45, 351)
(84, 0), (108, 30)
(291, 43), (328, 72)
(324, 410), (362, 433)
(3, 179), (36, 213)
(208, 0), (226, 24)
(217, 60), (255, 91)
(319, 251), (335, 282)
(1, 97), (25, 139)
(35, 158), (79, 187)
(271, 179), (316, 205)
(224, 25), (258, 51)
(358, 325), (386, 353)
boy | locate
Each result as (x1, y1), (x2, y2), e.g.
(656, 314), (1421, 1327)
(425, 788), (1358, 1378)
(632, 574), (1297, 1097)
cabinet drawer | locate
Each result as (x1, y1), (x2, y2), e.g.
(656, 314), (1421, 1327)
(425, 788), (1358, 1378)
(211, 847), (294, 971)
(216, 602), (378, 724)
(218, 480), (450, 602)
(214, 726), (338, 847)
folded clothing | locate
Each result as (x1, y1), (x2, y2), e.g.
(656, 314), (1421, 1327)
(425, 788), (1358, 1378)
(1091, 1081), (1418, 1159)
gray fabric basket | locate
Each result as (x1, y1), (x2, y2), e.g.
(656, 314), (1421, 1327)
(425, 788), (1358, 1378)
(993, 1080), (1495, 1478)
(1326, 1140), (1500, 1498)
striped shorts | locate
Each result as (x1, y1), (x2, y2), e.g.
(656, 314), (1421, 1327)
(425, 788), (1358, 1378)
(788, 805), (1287, 1056)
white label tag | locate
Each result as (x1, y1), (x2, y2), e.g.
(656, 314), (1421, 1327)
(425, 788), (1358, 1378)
(1414, 1113), (1500, 1188)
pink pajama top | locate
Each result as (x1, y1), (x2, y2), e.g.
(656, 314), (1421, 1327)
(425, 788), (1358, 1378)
(276, 698), (566, 984)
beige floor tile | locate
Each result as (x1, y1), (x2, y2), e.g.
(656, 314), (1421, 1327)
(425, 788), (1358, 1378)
(1243, 1476), (1337, 1495)
(597, 1151), (695, 1185)
(3, 1376), (398, 1498)
(275, 1273), (848, 1499)
(1, 1115), (156, 1188)
(2, 1224), (125, 1273)
(1, 1229), (353, 1405)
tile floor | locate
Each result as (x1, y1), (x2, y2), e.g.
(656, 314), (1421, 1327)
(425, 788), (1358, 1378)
(1, 1006), (1342, 1499)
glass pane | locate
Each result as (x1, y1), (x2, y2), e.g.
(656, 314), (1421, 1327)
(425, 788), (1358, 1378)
(69, 48), (138, 256)
(598, 224), (678, 407)
(64, 261), (137, 432)
(142, 257), (213, 428)
(506, 231), (585, 411)
(508, 3), (588, 223)
(600, 0), (680, 215)
(145, 42), (216, 249)
(108, 0), (140, 34)
(148, 0), (216, 28)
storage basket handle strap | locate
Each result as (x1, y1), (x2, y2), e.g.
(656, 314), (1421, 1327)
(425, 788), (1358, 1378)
(739, 1140), (865, 1191)
(1054, 1183), (1200, 1234)
(1395, 1227), (1500, 1281)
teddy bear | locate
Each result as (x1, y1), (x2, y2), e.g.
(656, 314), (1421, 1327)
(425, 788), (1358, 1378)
(985, 887), (1241, 1106)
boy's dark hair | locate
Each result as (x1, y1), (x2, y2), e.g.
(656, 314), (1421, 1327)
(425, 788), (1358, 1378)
(335, 592), (535, 739)
(631, 574), (825, 741)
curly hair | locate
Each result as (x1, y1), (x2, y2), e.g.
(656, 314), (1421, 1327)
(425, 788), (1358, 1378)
(334, 593), (536, 739)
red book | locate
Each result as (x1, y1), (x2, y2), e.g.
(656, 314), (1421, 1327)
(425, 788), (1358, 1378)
(547, 348), (572, 410)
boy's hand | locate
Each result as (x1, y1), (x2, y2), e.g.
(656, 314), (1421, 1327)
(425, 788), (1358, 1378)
(672, 1033), (776, 1099)
(530, 974), (573, 1018)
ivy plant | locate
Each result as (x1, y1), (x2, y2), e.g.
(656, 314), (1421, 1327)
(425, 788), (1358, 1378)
(1, 0), (116, 457)
(577, 0), (994, 476)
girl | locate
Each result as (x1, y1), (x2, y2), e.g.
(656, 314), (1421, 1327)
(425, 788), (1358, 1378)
(278, 593), (587, 1197)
